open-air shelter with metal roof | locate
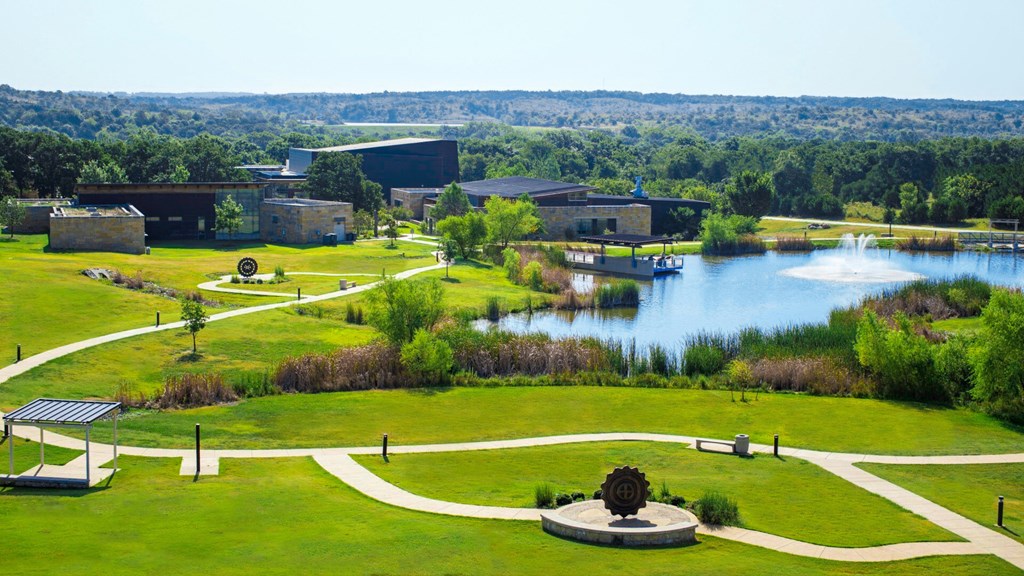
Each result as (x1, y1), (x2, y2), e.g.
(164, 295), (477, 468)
(3, 398), (121, 488)
(571, 234), (683, 277)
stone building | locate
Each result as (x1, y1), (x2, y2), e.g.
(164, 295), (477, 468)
(390, 187), (441, 220)
(259, 198), (353, 244)
(11, 199), (72, 234)
(48, 205), (146, 254)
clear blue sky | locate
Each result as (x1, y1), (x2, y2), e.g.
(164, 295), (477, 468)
(2, 0), (1022, 100)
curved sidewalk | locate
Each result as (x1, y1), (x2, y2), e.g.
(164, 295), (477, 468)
(12, 428), (1018, 568)
(0, 258), (445, 386)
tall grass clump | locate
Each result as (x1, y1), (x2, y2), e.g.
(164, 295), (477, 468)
(683, 332), (738, 376)
(485, 296), (502, 321)
(534, 483), (555, 508)
(896, 235), (956, 252)
(275, 343), (405, 392)
(863, 276), (991, 320)
(274, 264), (286, 279)
(153, 373), (238, 409)
(595, 279), (640, 308)
(774, 235), (815, 251)
(345, 302), (365, 324)
(693, 491), (741, 526)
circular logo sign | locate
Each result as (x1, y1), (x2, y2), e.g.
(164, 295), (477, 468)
(237, 257), (259, 278)
(600, 466), (650, 518)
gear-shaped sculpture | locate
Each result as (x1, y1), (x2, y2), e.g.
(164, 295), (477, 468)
(600, 466), (651, 518)
(237, 257), (259, 278)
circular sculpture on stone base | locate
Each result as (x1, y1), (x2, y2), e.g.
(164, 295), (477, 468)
(541, 501), (698, 547)
(237, 257), (259, 278)
(601, 466), (651, 518)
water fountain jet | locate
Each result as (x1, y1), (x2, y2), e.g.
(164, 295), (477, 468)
(780, 233), (924, 283)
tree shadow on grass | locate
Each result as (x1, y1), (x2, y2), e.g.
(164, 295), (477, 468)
(440, 277), (461, 284)
(177, 351), (205, 363)
(407, 387), (456, 397)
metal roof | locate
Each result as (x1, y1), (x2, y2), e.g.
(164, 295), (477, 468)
(3, 398), (121, 426)
(460, 176), (595, 198)
(297, 138), (439, 153)
(578, 234), (674, 247)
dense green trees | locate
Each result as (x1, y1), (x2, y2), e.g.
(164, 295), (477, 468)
(431, 182), (472, 220)
(0, 195), (26, 238)
(436, 211), (487, 259)
(970, 290), (1024, 421)
(365, 277), (445, 345)
(725, 171), (774, 217)
(484, 194), (543, 248)
(303, 152), (383, 213)
(214, 195), (244, 239)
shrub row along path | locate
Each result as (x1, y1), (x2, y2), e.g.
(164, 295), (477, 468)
(5, 424), (1024, 569)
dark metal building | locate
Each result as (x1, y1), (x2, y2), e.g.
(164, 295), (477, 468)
(76, 182), (269, 240)
(288, 138), (459, 202)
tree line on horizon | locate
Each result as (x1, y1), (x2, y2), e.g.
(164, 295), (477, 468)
(1, 121), (1023, 227)
(5, 84), (1024, 141)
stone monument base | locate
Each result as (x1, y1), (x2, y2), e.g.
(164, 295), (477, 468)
(541, 500), (698, 547)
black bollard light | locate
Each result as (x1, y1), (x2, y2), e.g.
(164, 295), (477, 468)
(297, 288), (301, 301)
(156, 311), (160, 327)
(774, 434), (779, 457)
(382, 433), (389, 458)
(16, 344), (21, 363)
(998, 496), (1005, 527)
(195, 423), (201, 474)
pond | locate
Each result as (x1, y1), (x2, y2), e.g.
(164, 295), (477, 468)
(478, 246), (1024, 348)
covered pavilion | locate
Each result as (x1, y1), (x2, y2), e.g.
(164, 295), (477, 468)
(3, 398), (121, 488)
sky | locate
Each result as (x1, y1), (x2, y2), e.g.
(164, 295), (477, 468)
(2, 0), (1023, 100)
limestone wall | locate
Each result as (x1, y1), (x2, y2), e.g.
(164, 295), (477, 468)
(390, 189), (435, 220)
(538, 204), (651, 240)
(12, 200), (71, 234)
(259, 200), (353, 244)
(49, 206), (146, 254)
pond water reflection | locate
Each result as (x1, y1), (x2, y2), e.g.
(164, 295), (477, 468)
(478, 249), (1023, 348)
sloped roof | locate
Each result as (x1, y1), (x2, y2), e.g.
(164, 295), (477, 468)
(3, 398), (121, 426)
(460, 176), (595, 198)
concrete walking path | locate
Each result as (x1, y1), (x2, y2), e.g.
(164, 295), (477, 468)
(763, 215), (979, 235)
(0, 258), (446, 386)
(8, 428), (1022, 568)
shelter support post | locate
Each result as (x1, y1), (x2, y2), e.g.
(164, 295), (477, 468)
(39, 427), (44, 467)
(113, 411), (118, 470)
(85, 427), (90, 487)
(8, 425), (13, 475)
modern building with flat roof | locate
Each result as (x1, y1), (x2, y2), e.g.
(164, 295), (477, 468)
(76, 182), (270, 241)
(287, 138), (459, 202)
(405, 176), (708, 239)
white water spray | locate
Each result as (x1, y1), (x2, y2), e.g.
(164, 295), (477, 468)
(780, 233), (924, 283)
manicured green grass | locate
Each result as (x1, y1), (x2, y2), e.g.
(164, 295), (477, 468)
(0, 455), (1013, 575)
(933, 316), (985, 333)
(46, 387), (1024, 453)
(356, 441), (956, 547)
(1, 437), (81, 470)
(0, 306), (378, 408)
(861, 462), (1024, 543)
(0, 235), (435, 353)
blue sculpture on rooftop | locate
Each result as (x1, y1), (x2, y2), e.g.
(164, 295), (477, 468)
(632, 176), (648, 199)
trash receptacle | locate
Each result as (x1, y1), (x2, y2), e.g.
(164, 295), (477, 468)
(339, 279), (348, 290)
(734, 434), (750, 454)
(345, 232), (356, 242)
(323, 233), (337, 246)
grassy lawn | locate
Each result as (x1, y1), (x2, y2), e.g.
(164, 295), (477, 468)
(356, 441), (956, 547)
(0, 455), (1013, 575)
(0, 235), (436, 354)
(1, 437), (81, 470)
(33, 387), (1022, 453)
(860, 462), (1024, 544)
(0, 259), (543, 408)
(933, 316), (985, 333)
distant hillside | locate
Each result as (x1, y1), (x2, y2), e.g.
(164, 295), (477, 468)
(3, 85), (1024, 141)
